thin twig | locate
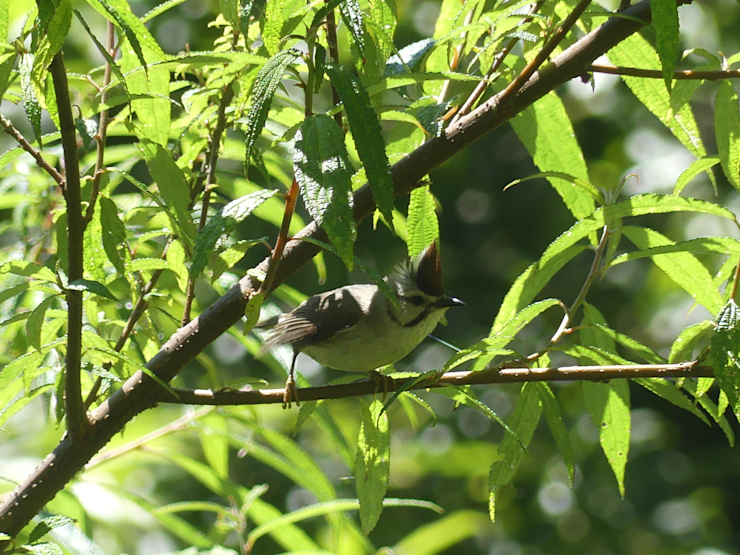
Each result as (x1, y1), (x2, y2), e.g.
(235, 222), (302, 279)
(160, 362), (711, 406)
(454, 2), (543, 121)
(86, 407), (210, 468)
(497, 0), (592, 106)
(182, 84), (235, 326)
(437, 8), (476, 104)
(259, 179), (299, 296)
(84, 21), (115, 227)
(50, 52), (90, 441)
(590, 63), (740, 81)
(0, 114), (65, 188)
(569, 224), (610, 318)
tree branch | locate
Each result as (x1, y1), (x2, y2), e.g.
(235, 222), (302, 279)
(159, 362), (713, 406)
(590, 63), (740, 80)
(49, 52), (89, 442)
(0, 114), (65, 188)
(0, 0), (660, 538)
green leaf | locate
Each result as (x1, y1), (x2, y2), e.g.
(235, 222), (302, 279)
(88, 0), (164, 71)
(392, 510), (488, 555)
(669, 320), (715, 363)
(510, 92), (594, 219)
(356, 399), (390, 534)
(261, 0), (285, 55)
(83, 205), (109, 284)
(711, 300), (740, 418)
(488, 383), (542, 522)
(340, 0), (365, 56)
(198, 412), (230, 479)
(385, 38), (436, 75)
(674, 155), (720, 195)
(138, 140), (197, 243)
(244, 49), (299, 165)
(99, 196), (131, 277)
(294, 115), (356, 269)
(26, 295), (57, 351)
(608, 235), (740, 268)
(504, 171), (604, 205)
(325, 64), (394, 231)
(537, 383), (575, 487)
(435, 386), (520, 445)
(190, 189), (276, 278)
(68, 279), (118, 301)
(608, 33), (706, 158)
(29, 516), (74, 544)
(20, 53), (42, 146)
(491, 246), (586, 335)
(583, 380), (630, 497)
(715, 80), (740, 192)
(406, 185), (438, 258)
(31, 0), (72, 95)
(621, 225), (723, 315)
(651, 0), (679, 90)
(633, 377), (710, 425)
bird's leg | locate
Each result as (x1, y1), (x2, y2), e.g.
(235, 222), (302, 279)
(283, 352), (300, 409)
(368, 369), (389, 400)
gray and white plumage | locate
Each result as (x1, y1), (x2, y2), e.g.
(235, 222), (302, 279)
(259, 243), (464, 373)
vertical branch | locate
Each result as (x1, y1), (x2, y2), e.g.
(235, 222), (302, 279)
(49, 52), (89, 440)
(325, 6), (342, 128)
(84, 21), (115, 226)
(182, 84), (235, 326)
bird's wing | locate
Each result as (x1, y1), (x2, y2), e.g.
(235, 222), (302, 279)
(259, 290), (362, 353)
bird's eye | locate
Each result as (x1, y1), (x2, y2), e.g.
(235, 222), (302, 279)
(410, 295), (424, 306)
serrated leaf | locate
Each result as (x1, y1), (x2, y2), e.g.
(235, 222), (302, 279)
(583, 380), (630, 497)
(99, 196), (131, 279)
(621, 225), (723, 315)
(488, 383), (542, 521)
(504, 171), (604, 205)
(26, 295), (57, 351)
(385, 38), (436, 75)
(340, 0), (365, 56)
(294, 115), (356, 269)
(20, 53), (42, 146)
(138, 140), (197, 242)
(406, 185), (438, 258)
(29, 516), (74, 544)
(510, 92), (594, 219)
(608, 33), (706, 158)
(190, 189), (276, 278)
(83, 206), (109, 283)
(674, 155), (720, 195)
(669, 320), (715, 363)
(68, 279), (117, 301)
(651, 0), (679, 90)
(633, 377), (710, 425)
(711, 300), (740, 418)
(31, 0), (72, 98)
(75, 116), (97, 150)
(537, 383), (575, 487)
(356, 399), (390, 534)
(715, 81), (740, 192)
(325, 64), (394, 231)
(609, 235), (740, 269)
(244, 48), (299, 165)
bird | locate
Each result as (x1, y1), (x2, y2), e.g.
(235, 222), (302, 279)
(258, 242), (465, 407)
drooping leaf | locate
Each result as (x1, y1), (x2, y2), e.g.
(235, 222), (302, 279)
(325, 64), (394, 231)
(355, 399), (390, 534)
(190, 189), (276, 278)
(488, 383), (542, 521)
(674, 155), (720, 195)
(406, 185), (438, 258)
(244, 49), (299, 165)
(510, 92), (594, 220)
(711, 300), (740, 418)
(293, 115), (356, 269)
(537, 382), (575, 487)
(67, 279), (118, 301)
(651, 0), (679, 90)
(715, 80), (740, 192)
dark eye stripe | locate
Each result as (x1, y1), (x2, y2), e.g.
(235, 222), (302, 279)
(404, 306), (433, 328)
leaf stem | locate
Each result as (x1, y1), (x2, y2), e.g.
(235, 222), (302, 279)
(182, 84), (235, 326)
(590, 63), (740, 81)
(0, 114), (65, 188)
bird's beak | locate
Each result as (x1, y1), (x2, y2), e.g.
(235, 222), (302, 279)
(436, 296), (466, 308)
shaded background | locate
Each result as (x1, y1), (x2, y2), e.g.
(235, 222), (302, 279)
(2, 0), (740, 554)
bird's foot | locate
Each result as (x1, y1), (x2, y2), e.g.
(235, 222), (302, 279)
(368, 370), (390, 400)
(282, 375), (300, 409)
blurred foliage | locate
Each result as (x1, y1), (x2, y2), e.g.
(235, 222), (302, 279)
(3, 0), (740, 554)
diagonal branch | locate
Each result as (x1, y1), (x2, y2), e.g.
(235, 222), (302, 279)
(0, 0), (660, 539)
